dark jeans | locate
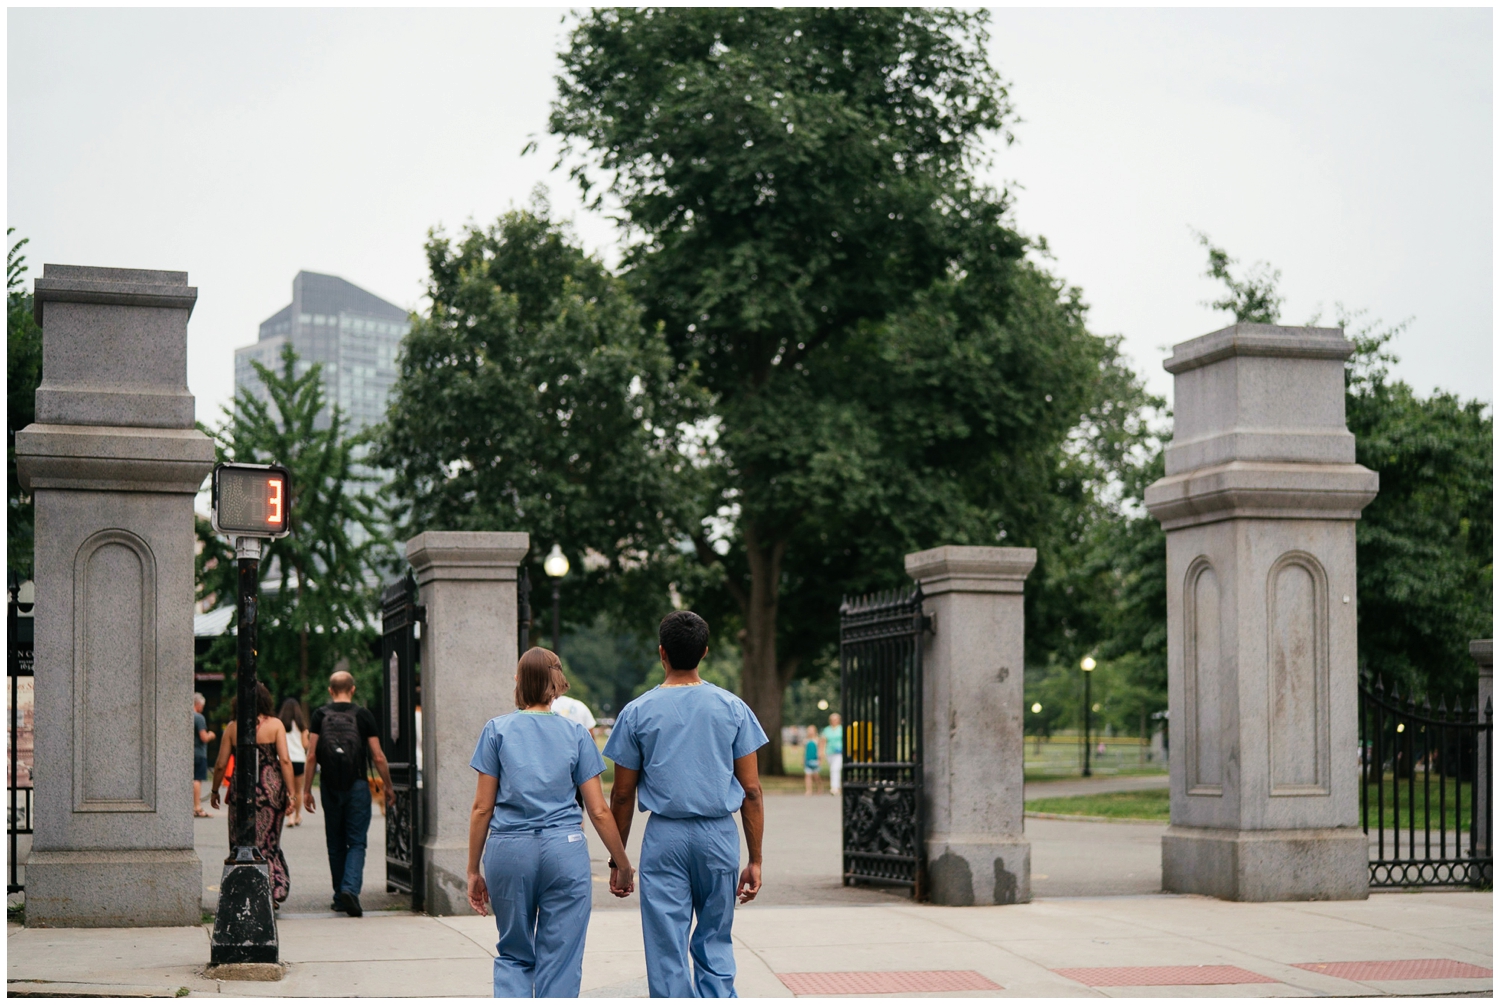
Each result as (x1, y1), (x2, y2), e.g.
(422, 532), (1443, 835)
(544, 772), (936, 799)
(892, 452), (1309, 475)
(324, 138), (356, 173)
(322, 779), (371, 896)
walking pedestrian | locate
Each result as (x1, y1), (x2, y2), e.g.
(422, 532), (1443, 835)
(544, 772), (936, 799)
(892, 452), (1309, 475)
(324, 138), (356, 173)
(822, 712), (843, 796)
(303, 668), (394, 917)
(550, 692), (597, 732)
(803, 726), (822, 796)
(467, 648), (635, 997)
(193, 693), (216, 817)
(278, 698), (309, 827)
(603, 611), (768, 998)
(209, 682), (294, 904)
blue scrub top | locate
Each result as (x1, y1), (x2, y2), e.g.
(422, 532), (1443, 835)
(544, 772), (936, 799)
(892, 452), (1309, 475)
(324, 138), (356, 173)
(469, 711), (605, 833)
(602, 682), (768, 819)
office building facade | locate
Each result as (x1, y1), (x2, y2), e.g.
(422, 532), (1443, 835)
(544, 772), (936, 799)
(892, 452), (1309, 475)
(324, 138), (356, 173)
(234, 271), (411, 432)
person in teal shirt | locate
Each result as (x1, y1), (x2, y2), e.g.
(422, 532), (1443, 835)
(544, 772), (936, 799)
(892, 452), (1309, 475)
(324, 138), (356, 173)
(822, 712), (844, 796)
(803, 726), (821, 795)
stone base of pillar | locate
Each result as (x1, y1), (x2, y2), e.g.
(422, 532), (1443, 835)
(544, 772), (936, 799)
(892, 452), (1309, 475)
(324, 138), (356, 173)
(926, 835), (1030, 906)
(422, 839), (470, 917)
(1161, 826), (1368, 902)
(25, 848), (202, 927)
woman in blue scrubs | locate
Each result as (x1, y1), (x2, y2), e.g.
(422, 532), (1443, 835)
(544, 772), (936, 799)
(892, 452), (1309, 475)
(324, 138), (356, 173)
(467, 647), (635, 997)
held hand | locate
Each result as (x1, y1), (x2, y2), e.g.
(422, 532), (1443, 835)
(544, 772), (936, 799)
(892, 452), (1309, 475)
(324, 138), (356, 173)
(467, 872), (489, 916)
(737, 862), (762, 904)
(609, 863), (635, 898)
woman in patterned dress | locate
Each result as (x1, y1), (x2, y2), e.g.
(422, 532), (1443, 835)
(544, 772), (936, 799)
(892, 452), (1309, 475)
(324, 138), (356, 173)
(210, 682), (295, 904)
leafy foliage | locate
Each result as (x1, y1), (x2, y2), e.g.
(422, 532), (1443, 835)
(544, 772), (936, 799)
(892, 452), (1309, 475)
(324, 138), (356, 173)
(198, 346), (392, 708)
(1342, 314), (1492, 699)
(372, 205), (706, 634)
(7, 229), (42, 578)
(550, 8), (1152, 770)
(1194, 230), (1283, 324)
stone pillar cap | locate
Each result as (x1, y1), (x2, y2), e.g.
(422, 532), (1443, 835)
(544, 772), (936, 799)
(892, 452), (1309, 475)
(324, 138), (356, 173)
(1470, 639), (1492, 668)
(904, 545), (1036, 595)
(406, 531), (530, 583)
(1164, 323), (1352, 374)
(34, 265), (197, 325)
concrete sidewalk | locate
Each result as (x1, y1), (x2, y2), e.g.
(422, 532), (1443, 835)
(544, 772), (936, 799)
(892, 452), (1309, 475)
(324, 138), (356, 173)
(8, 891), (1491, 997)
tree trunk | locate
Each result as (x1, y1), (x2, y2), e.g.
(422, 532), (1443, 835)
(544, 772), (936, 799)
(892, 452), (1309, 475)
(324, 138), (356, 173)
(739, 525), (788, 775)
(296, 561), (309, 696)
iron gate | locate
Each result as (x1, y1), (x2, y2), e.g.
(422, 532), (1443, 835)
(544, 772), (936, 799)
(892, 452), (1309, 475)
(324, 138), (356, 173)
(839, 586), (929, 896)
(1360, 675), (1492, 888)
(8, 574), (34, 895)
(381, 574), (424, 909)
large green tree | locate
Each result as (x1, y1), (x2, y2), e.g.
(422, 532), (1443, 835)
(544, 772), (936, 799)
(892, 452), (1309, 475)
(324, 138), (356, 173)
(8, 230), (43, 579)
(551, 8), (1146, 770)
(1343, 317), (1492, 699)
(373, 205), (705, 637)
(198, 346), (392, 706)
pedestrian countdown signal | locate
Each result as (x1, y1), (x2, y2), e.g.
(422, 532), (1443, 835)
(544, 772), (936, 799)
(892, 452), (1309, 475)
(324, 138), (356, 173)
(211, 463), (291, 538)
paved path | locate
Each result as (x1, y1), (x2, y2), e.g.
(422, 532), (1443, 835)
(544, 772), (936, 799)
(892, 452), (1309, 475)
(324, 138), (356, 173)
(9, 892), (1490, 997)
(193, 788), (1169, 915)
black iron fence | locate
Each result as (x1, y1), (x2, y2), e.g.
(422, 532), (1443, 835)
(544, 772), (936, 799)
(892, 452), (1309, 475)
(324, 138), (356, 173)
(839, 587), (929, 896)
(1359, 675), (1491, 889)
(381, 574), (424, 909)
(9, 573), (33, 895)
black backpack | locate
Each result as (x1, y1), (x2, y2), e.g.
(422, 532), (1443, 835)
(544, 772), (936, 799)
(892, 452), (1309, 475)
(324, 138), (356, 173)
(319, 706), (363, 788)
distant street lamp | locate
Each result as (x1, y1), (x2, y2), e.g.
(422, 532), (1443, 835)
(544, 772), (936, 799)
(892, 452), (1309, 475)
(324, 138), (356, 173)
(1081, 656), (1097, 778)
(543, 544), (570, 663)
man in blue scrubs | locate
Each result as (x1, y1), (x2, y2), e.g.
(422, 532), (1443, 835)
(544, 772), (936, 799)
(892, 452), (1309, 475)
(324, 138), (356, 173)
(604, 611), (768, 998)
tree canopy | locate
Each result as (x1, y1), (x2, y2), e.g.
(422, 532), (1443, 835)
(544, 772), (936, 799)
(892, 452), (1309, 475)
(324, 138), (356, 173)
(8, 229), (42, 579)
(373, 205), (706, 631)
(198, 346), (391, 707)
(549, 8), (1154, 770)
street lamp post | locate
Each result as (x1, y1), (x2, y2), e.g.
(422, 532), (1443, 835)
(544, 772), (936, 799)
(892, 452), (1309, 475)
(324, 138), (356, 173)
(543, 544), (570, 663)
(1081, 656), (1096, 778)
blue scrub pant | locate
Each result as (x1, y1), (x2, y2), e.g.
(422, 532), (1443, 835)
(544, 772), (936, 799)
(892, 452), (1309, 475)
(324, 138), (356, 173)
(483, 828), (593, 998)
(639, 814), (740, 998)
(322, 779), (371, 896)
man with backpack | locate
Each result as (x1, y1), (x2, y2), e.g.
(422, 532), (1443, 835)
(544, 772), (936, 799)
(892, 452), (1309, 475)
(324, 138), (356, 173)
(303, 667), (393, 917)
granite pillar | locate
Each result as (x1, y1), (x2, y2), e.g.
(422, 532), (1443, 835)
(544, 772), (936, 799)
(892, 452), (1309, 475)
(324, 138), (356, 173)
(15, 265), (215, 926)
(1471, 639), (1491, 861)
(1145, 323), (1379, 901)
(905, 546), (1036, 905)
(406, 531), (528, 915)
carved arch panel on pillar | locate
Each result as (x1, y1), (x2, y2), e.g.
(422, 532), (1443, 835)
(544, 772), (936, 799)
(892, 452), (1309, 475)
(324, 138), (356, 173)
(72, 528), (158, 813)
(1267, 550), (1330, 796)
(1183, 556), (1224, 795)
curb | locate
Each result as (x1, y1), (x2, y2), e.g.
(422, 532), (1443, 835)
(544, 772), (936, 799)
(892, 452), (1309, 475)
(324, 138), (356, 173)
(1024, 811), (1166, 825)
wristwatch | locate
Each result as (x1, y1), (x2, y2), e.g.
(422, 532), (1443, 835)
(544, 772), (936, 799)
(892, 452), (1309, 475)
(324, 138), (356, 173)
(608, 859), (618, 869)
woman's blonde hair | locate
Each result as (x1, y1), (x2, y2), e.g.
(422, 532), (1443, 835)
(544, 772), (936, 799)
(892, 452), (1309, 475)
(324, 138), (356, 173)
(515, 647), (568, 709)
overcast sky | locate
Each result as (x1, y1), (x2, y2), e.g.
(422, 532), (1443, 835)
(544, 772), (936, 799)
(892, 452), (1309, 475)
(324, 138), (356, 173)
(8, 7), (1492, 426)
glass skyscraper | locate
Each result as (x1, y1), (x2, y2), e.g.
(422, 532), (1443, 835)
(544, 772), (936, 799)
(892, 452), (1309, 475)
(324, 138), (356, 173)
(234, 270), (411, 432)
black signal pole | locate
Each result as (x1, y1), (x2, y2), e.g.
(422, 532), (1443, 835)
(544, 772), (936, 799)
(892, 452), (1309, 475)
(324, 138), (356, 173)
(209, 537), (279, 971)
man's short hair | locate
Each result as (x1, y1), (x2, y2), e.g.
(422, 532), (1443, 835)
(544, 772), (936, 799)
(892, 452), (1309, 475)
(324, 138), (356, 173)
(329, 670), (356, 695)
(659, 611), (709, 670)
(193, 692), (205, 707)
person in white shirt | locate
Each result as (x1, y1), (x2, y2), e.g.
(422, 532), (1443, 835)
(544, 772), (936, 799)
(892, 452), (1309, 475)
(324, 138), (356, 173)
(551, 694), (597, 732)
(279, 698), (309, 827)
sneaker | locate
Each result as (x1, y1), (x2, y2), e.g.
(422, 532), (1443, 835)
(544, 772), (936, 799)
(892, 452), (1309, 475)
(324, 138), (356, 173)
(339, 892), (363, 918)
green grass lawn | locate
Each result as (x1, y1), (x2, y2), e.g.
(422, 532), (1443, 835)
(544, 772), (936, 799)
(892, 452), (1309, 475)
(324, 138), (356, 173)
(1362, 778), (1477, 833)
(1025, 789), (1170, 820)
